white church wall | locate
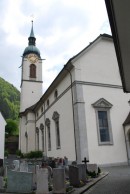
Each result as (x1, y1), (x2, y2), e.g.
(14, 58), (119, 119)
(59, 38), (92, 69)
(83, 84), (129, 165)
(70, 36), (130, 165)
(20, 81), (42, 112)
(36, 74), (76, 161)
(26, 112), (36, 152)
(73, 37), (122, 86)
(19, 116), (27, 153)
(0, 112), (6, 159)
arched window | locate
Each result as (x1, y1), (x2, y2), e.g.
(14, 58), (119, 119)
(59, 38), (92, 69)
(40, 124), (44, 152)
(36, 127), (39, 150)
(45, 118), (51, 151)
(52, 111), (61, 149)
(54, 89), (58, 99)
(30, 64), (36, 78)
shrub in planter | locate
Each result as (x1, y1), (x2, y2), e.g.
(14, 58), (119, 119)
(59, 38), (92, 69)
(25, 150), (43, 158)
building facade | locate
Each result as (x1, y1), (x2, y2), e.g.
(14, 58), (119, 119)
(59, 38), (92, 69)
(0, 112), (6, 159)
(19, 28), (130, 166)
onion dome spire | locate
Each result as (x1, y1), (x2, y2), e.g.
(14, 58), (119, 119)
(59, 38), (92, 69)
(23, 21), (40, 57)
(28, 21), (36, 46)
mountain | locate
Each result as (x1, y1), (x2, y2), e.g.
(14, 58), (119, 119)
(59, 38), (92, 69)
(0, 77), (20, 121)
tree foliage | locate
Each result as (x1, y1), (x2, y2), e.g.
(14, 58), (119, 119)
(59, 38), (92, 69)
(5, 119), (19, 136)
(0, 77), (20, 121)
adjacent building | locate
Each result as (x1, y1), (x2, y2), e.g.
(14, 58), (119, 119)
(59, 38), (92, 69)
(0, 112), (6, 159)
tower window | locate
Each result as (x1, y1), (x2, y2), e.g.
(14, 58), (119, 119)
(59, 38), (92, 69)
(30, 64), (36, 78)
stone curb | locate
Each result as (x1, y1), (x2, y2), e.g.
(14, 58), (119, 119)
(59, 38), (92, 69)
(72, 172), (109, 194)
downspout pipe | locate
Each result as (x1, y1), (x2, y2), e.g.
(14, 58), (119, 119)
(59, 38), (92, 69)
(64, 65), (77, 161)
(123, 126), (129, 165)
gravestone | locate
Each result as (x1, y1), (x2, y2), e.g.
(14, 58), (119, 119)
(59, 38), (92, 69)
(13, 160), (20, 171)
(0, 176), (4, 189)
(36, 168), (49, 194)
(0, 167), (4, 176)
(20, 161), (28, 172)
(53, 168), (66, 194)
(69, 165), (80, 187)
(28, 164), (36, 186)
(28, 164), (36, 173)
(0, 159), (3, 167)
(65, 165), (69, 179)
(77, 164), (87, 182)
(87, 164), (98, 173)
(7, 170), (33, 193)
(46, 166), (52, 181)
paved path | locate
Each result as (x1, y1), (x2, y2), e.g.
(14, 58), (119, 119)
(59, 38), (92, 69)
(84, 165), (130, 194)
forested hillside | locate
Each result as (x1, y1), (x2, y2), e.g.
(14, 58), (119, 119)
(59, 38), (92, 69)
(0, 77), (20, 121)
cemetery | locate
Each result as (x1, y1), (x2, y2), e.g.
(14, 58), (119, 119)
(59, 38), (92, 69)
(0, 156), (107, 194)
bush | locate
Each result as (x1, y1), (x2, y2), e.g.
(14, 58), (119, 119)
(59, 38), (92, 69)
(25, 151), (43, 158)
(16, 150), (24, 158)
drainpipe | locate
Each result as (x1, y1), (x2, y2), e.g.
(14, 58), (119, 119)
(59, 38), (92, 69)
(64, 65), (77, 161)
(44, 102), (47, 159)
(123, 126), (129, 165)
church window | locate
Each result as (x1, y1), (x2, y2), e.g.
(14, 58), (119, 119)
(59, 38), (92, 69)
(52, 111), (61, 149)
(30, 64), (36, 78)
(47, 99), (49, 107)
(54, 89), (58, 99)
(36, 127), (39, 150)
(41, 106), (43, 113)
(25, 132), (28, 153)
(92, 98), (113, 145)
(40, 124), (44, 152)
(45, 118), (51, 151)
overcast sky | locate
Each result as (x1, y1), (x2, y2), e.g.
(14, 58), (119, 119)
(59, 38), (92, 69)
(0, 0), (111, 92)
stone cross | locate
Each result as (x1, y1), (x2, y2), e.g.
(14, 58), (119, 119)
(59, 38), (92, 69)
(82, 157), (89, 170)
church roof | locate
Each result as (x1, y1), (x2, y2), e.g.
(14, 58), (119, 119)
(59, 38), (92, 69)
(123, 112), (130, 126)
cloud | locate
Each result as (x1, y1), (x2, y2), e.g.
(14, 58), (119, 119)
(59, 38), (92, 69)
(0, 0), (111, 92)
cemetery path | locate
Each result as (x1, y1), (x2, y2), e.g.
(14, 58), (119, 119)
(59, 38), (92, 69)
(83, 165), (130, 194)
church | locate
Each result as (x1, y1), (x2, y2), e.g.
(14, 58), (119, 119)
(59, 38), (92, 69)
(19, 23), (130, 166)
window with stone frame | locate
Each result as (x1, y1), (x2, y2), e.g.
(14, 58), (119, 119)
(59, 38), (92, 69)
(40, 123), (44, 152)
(52, 111), (61, 149)
(36, 127), (39, 150)
(45, 118), (51, 151)
(92, 98), (113, 145)
(30, 64), (36, 78)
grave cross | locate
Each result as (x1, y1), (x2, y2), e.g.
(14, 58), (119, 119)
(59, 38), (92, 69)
(82, 157), (89, 170)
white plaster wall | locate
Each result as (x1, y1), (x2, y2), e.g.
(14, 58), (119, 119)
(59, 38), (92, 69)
(0, 112), (6, 159)
(19, 116), (27, 153)
(20, 82), (42, 112)
(73, 37), (122, 86)
(36, 78), (76, 161)
(83, 84), (130, 165)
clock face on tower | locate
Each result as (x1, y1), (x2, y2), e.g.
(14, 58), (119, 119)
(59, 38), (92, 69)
(27, 53), (39, 63)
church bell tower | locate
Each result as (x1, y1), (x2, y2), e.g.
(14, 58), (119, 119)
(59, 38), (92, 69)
(20, 22), (43, 112)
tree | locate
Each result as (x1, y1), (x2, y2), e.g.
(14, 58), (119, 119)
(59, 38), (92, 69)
(5, 119), (19, 137)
